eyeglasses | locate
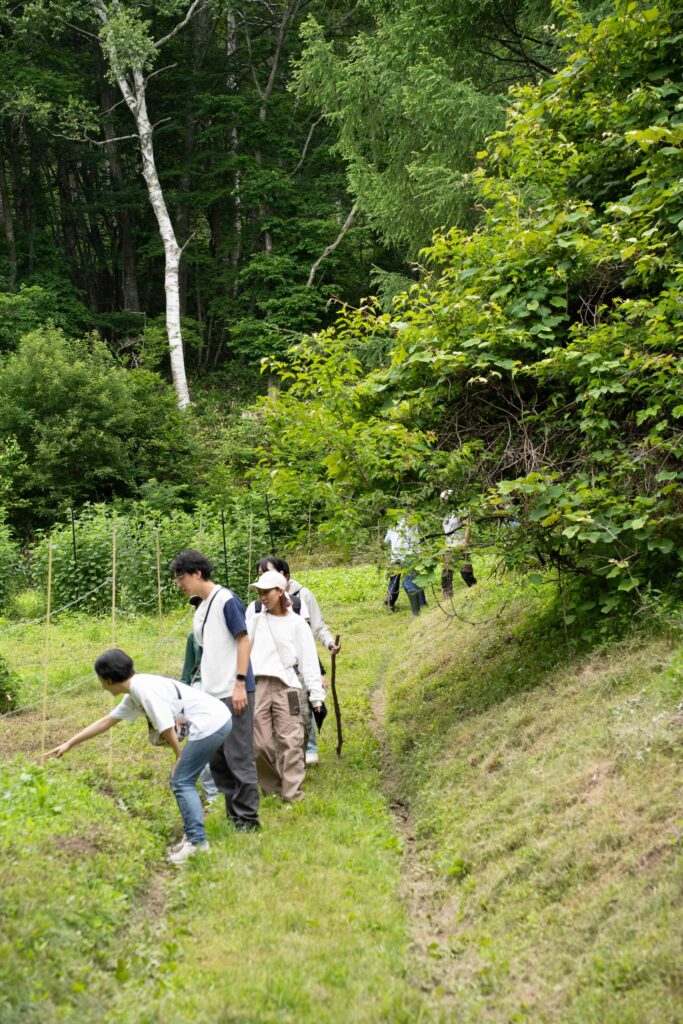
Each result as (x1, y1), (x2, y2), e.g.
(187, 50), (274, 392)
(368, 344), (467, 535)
(173, 572), (186, 580)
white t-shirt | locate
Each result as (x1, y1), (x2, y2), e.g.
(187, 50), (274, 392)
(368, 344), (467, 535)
(443, 513), (465, 548)
(247, 610), (325, 704)
(384, 519), (419, 563)
(109, 673), (230, 741)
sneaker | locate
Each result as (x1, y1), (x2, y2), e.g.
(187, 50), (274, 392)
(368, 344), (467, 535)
(167, 838), (210, 865)
(305, 750), (319, 766)
(167, 833), (188, 855)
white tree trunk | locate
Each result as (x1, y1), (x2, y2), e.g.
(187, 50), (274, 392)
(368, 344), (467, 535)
(123, 70), (190, 408)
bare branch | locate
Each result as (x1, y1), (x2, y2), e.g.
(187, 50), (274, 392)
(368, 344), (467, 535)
(307, 204), (358, 287)
(154, 0), (204, 48)
(180, 229), (197, 255)
(290, 117), (322, 176)
(144, 63), (178, 87)
(64, 21), (101, 42)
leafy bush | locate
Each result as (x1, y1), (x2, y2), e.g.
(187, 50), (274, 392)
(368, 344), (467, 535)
(29, 501), (272, 614)
(0, 327), (195, 533)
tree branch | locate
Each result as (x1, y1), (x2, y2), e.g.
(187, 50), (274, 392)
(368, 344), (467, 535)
(154, 0), (204, 48)
(306, 204), (357, 287)
(290, 117), (322, 176)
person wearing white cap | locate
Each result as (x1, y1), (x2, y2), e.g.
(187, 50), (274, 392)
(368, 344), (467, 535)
(248, 570), (325, 803)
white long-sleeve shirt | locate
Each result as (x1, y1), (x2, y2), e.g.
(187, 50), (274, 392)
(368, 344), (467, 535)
(287, 578), (334, 649)
(247, 609), (325, 705)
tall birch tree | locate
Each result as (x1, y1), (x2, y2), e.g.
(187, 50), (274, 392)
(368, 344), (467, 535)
(93, 0), (202, 408)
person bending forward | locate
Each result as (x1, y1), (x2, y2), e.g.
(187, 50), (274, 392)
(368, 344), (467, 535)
(46, 648), (231, 865)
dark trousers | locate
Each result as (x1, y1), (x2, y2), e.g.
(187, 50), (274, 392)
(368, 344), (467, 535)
(386, 571), (426, 608)
(209, 691), (260, 827)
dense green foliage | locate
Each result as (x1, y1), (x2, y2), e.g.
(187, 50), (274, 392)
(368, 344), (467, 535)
(258, 0), (683, 613)
(293, 0), (574, 251)
(0, 0), (389, 367)
(0, 327), (194, 532)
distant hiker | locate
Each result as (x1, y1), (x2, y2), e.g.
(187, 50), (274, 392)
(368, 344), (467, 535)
(171, 548), (260, 832)
(384, 517), (427, 615)
(440, 490), (477, 597)
(45, 648), (231, 865)
(250, 555), (340, 766)
(248, 570), (326, 804)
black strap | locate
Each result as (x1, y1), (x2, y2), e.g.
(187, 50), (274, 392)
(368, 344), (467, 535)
(199, 586), (224, 643)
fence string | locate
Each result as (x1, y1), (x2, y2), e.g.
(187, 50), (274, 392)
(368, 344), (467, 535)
(0, 579), (113, 635)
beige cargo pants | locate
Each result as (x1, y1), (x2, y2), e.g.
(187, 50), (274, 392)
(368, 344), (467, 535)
(253, 675), (306, 803)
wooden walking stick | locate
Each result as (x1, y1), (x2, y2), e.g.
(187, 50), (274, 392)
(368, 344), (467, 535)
(330, 634), (343, 757)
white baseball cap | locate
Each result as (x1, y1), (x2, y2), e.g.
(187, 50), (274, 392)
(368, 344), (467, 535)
(249, 570), (288, 591)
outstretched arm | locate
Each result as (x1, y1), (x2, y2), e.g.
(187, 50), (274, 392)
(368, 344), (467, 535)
(45, 714), (119, 759)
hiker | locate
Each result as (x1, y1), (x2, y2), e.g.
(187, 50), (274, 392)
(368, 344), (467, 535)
(179, 595), (220, 807)
(170, 548), (260, 832)
(45, 648), (231, 865)
(384, 517), (427, 615)
(252, 555), (340, 765)
(440, 490), (477, 597)
(248, 570), (325, 804)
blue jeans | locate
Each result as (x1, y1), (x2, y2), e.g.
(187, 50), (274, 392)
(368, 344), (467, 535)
(199, 763), (219, 799)
(171, 721), (232, 845)
(306, 716), (318, 754)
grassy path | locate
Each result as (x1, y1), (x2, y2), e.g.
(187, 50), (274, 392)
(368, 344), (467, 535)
(112, 598), (425, 1024)
(0, 583), (433, 1024)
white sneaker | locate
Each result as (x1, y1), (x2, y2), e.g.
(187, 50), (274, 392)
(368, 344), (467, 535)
(305, 750), (319, 766)
(167, 833), (188, 855)
(167, 838), (210, 865)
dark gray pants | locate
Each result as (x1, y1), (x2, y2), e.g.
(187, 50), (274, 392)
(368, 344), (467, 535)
(209, 691), (260, 828)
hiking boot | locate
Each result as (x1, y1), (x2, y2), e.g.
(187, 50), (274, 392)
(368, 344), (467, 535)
(408, 591), (421, 616)
(167, 838), (210, 865)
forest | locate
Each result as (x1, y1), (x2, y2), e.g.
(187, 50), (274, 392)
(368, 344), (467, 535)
(0, 0), (682, 1020)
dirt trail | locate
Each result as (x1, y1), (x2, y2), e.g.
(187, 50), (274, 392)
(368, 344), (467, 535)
(370, 649), (463, 1015)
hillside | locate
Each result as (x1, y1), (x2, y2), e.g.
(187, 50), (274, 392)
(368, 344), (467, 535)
(0, 565), (681, 1022)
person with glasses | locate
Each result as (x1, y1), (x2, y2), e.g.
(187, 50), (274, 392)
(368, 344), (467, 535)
(170, 548), (260, 832)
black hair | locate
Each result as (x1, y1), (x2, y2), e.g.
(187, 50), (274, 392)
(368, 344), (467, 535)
(188, 596), (202, 608)
(94, 648), (134, 683)
(170, 548), (213, 580)
(258, 554), (290, 578)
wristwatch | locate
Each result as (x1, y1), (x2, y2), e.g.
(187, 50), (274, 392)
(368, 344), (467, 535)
(235, 673), (247, 682)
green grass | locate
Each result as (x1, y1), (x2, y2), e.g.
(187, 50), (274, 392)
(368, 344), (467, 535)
(0, 564), (681, 1023)
(381, 575), (683, 1023)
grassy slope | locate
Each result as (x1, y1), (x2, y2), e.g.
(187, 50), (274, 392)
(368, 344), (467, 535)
(0, 566), (681, 1023)
(382, 576), (683, 1023)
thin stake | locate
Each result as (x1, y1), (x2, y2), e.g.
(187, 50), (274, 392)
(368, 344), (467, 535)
(70, 508), (78, 599)
(155, 529), (163, 657)
(108, 520), (117, 782)
(221, 509), (230, 586)
(247, 510), (253, 601)
(264, 493), (275, 553)
(40, 537), (53, 759)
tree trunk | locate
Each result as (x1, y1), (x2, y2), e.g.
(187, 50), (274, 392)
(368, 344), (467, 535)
(0, 141), (17, 289)
(115, 66), (190, 407)
(100, 78), (141, 313)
